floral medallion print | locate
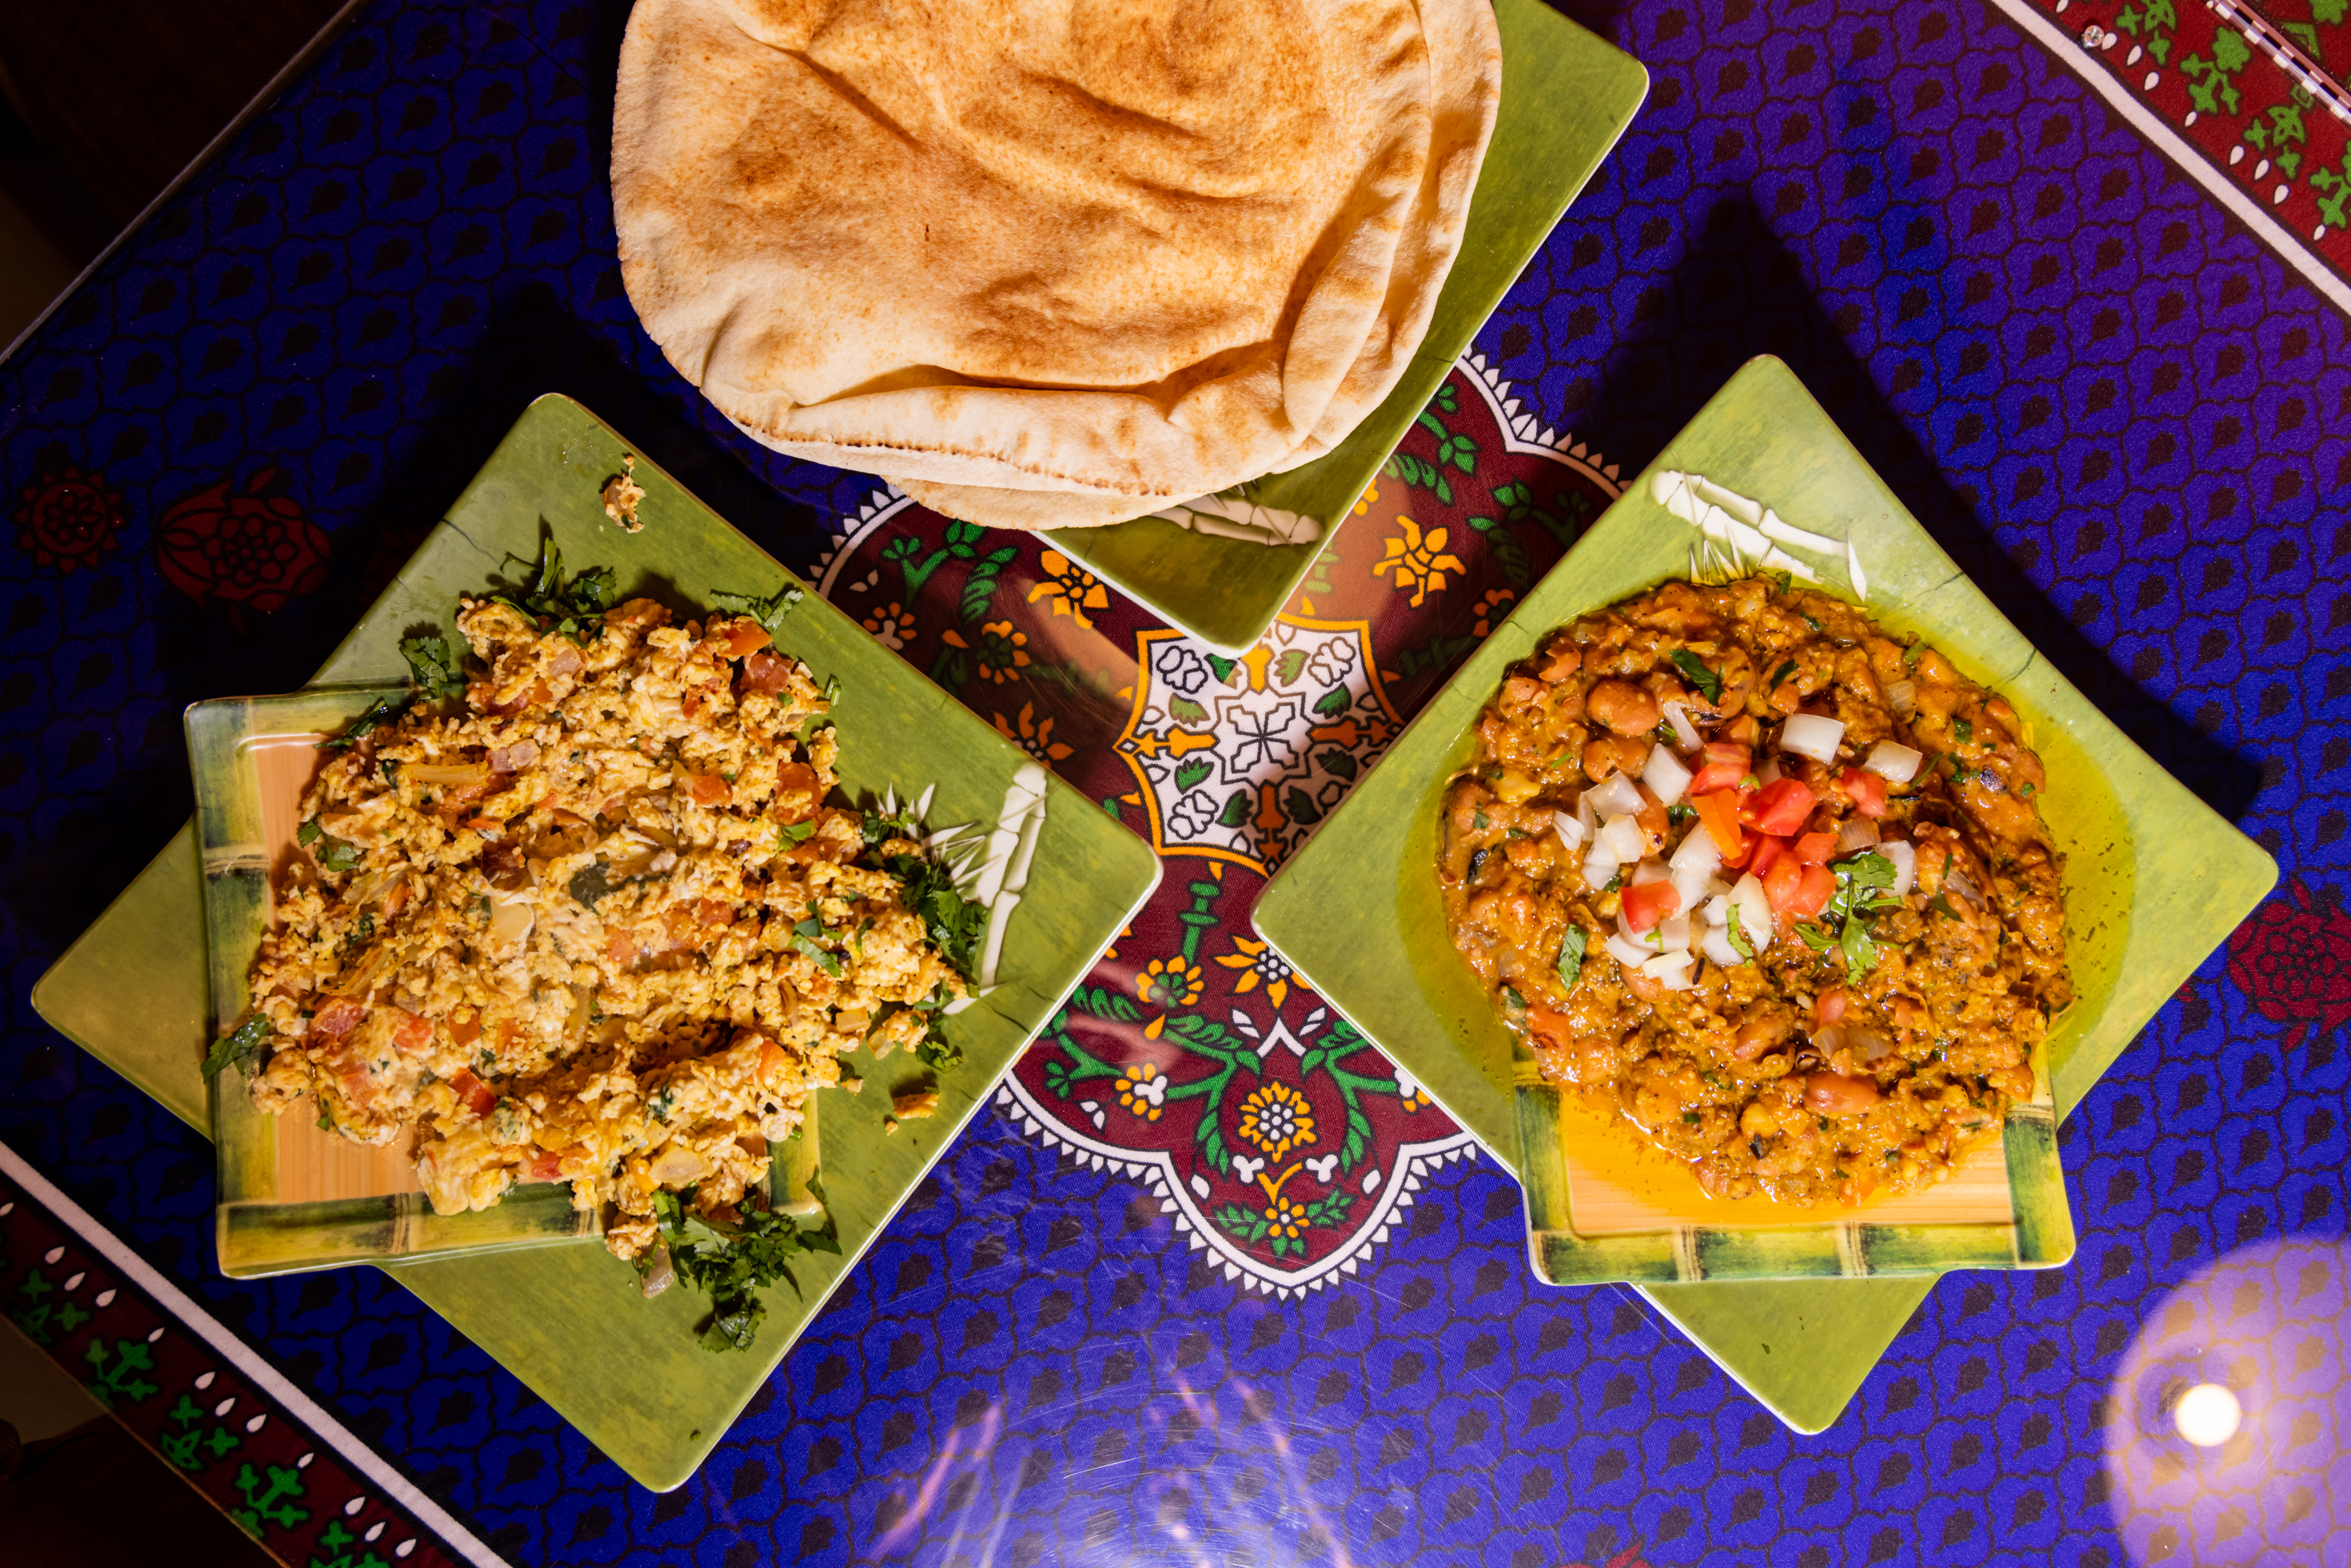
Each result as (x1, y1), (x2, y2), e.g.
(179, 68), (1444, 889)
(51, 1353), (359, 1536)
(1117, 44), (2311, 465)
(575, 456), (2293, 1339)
(154, 465), (331, 624)
(9, 450), (125, 574)
(2227, 878), (2351, 1048)
(801, 357), (1625, 1297)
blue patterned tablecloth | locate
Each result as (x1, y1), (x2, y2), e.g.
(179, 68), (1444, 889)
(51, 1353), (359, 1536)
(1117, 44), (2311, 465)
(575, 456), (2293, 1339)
(2, 0), (2345, 1564)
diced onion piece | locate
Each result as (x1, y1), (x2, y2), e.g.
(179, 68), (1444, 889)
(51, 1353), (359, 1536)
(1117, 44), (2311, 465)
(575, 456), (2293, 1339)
(1576, 791), (1599, 842)
(1601, 813), (1647, 862)
(1701, 925), (1747, 967)
(1730, 872), (1773, 951)
(1755, 757), (1784, 788)
(1643, 951), (1697, 990)
(1881, 838), (1917, 897)
(1552, 809), (1585, 849)
(1661, 701), (1702, 753)
(1864, 740), (1923, 784)
(1668, 827), (1722, 908)
(1628, 857), (1672, 886)
(1780, 713), (1847, 764)
(1948, 867), (1984, 906)
(1616, 906), (1661, 951)
(1704, 875), (1735, 901)
(1606, 932), (1656, 968)
(1886, 679), (1918, 721)
(1836, 819), (1882, 855)
(1701, 894), (1732, 928)
(1581, 839), (1621, 892)
(1586, 775), (1645, 820)
(1642, 744), (1694, 808)
(1657, 913), (1691, 954)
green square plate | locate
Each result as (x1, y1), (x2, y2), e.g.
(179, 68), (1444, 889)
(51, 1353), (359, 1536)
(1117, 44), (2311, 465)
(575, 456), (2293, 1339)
(33, 394), (1161, 1487)
(1041, 0), (1647, 654)
(1252, 355), (2277, 1430)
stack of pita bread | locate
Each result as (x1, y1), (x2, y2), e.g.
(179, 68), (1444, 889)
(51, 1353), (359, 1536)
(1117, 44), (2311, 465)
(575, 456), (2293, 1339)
(613, 0), (1502, 531)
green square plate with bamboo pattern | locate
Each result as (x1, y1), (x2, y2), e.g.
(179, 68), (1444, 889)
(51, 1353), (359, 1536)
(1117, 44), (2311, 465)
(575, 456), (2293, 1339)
(36, 393), (1161, 1487)
(1252, 355), (2276, 1430)
(1037, 0), (1647, 654)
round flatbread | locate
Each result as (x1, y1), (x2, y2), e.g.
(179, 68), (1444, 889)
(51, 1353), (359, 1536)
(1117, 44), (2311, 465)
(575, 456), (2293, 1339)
(614, 0), (1501, 523)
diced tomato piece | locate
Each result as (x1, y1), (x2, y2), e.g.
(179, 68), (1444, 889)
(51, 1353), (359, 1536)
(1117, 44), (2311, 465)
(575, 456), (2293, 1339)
(1703, 739), (1751, 769)
(1748, 834), (1788, 881)
(1621, 880), (1682, 934)
(758, 1039), (787, 1086)
(685, 773), (732, 808)
(447, 1010), (482, 1047)
(697, 897), (735, 927)
(526, 1149), (563, 1182)
(389, 1008), (433, 1053)
(1840, 767), (1888, 818)
(719, 620), (772, 659)
(773, 761), (818, 823)
(1685, 763), (1739, 795)
(1690, 791), (1747, 857)
(1762, 855), (1805, 916)
(740, 650), (792, 695)
(660, 906), (701, 951)
(449, 1068), (498, 1120)
(1816, 988), (1850, 1030)
(1745, 778), (1817, 836)
(1776, 863), (1835, 921)
(313, 998), (364, 1038)
(1792, 831), (1839, 867)
(1523, 1005), (1574, 1045)
(605, 926), (640, 966)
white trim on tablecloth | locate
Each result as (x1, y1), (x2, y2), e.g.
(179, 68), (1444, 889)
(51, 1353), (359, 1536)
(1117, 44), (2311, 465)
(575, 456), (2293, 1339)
(0, 1140), (513, 1568)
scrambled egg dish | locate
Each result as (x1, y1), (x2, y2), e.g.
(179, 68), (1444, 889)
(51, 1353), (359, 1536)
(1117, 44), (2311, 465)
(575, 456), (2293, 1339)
(238, 586), (968, 1259)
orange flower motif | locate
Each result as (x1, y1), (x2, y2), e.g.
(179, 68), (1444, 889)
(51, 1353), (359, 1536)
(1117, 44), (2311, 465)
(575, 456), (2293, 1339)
(1371, 516), (1466, 608)
(1351, 480), (1380, 517)
(1213, 935), (1291, 1010)
(1026, 549), (1111, 631)
(1236, 1081), (1316, 1159)
(861, 601), (915, 650)
(1114, 1063), (1168, 1122)
(993, 701), (1072, 763)
(946, 620), (1031, 683)
(1139, 955), (1203, 1009)
(1261, 1193), (1308, 1240)
(1472, 588), (1516, 639)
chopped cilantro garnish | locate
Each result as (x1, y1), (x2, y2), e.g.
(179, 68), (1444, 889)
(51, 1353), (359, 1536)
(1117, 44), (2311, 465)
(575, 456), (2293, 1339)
(202, 1014), (270, 1082)
(319, 693), (409, 752)
(315, 836), (364, 874)
(1471, 806), (1489, 831)
(1726, 916), (1756, 962)
(379, 758), (401, 784)
(1769, 660), (1798, 691)
(1929, 893), (1962, 922)
(1838, 914), (1880, 975)
(1556, 927), (1588, 990)
(491, 541), (616, 642)
(711, 583), (806, 634)
(2020, 780), (2036, 798)
(1795, 923), (1836, 952)
(791, 919), (845, 978)
(779, 820), (817, 845)
(880, 855), (988, 983)
(1954, 718), (1972, 744)
(399, 633), (466, 701)
(1667, 802), (1695, 824)
(295, 820), (321, 846)
(652, 1188), (840, 1353)
(1681, 1110), (1702, 1125)
(1668, 649), (1723, 703)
